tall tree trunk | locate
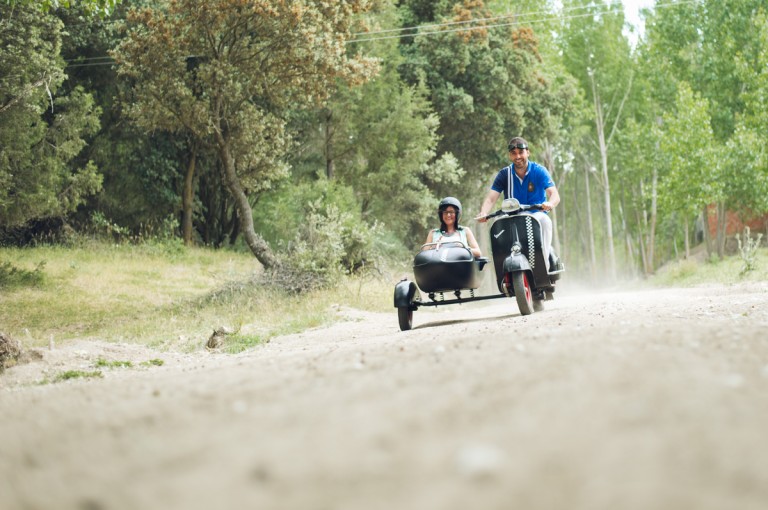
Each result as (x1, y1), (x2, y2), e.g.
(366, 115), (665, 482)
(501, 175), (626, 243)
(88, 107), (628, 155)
(619, 200), (636, 277)
(597, 130), (617, 279)
(684, 220), (690, 258)
(636, 179), (651, 274)
(647, 167), (658, 274)
(182, 145), (197, 246)
(215, 134), (279, 269)
(702, 207), (713, 259)
(584, 168), (597, 280)
(716, 201), (727, 258)
(324, 108), (335, 179)
(228, 210), (240, 246)
(637, 230), (648, 276)
(569, 179), (583, 269)
(636, 206), (649, 275)
(590, 76), (615, 280)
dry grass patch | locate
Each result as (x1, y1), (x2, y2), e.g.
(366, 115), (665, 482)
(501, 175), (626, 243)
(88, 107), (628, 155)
(1, 242), (394, 353)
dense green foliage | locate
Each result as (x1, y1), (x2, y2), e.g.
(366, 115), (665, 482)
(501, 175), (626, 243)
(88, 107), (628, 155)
(0, 4), (102, 229)
(4, 0), (120, 15)
(1, 0), (767, 283)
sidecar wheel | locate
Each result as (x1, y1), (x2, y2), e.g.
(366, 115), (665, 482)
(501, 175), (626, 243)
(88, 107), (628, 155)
(512, 272), (534, 315)
(533, 299), (544, 312)
(398, 306), (413, 331)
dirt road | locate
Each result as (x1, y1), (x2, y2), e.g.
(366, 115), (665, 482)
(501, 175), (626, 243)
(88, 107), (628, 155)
(2, 282), (768, 510)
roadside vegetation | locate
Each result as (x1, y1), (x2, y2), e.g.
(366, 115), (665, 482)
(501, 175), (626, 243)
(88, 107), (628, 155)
(2, 237), (765, 359)
(0, 240), (399, 354)
(650, 246), (768, 288)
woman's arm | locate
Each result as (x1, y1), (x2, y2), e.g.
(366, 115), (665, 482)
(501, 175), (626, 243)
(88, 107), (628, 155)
(423, 229), (435, 248)
(465, 227), (483, 258)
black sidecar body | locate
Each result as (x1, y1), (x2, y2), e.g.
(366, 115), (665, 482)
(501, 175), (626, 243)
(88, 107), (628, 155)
(413, 242), (487, 293)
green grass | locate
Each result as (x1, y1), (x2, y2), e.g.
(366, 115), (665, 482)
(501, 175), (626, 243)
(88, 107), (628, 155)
(94, 358), (134, 368)
(51, 370), (103, 383)
(94, 358), (165, 368)
(649, 247), (768, 287)
(0, 242), (394, 353)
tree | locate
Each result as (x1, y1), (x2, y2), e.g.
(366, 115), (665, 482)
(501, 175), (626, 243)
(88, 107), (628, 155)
(52, 3), (191, 240)
(313, 50), (465, 244)
(398, 0), (576, 199)
(114, 0), (377, 268)
(559, 0), (634, 281)
(722, 10), (768, 241)
(0, 4), (102, 230)
(657, 82), (718, 262)
(4, 0), (120, 16)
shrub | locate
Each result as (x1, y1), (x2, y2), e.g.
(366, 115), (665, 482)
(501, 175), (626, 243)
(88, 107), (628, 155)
(736, 226), (763, 276)
(0, 332), (22, 372)
(0, 260), (46, 289)
(264, 200), (381, 293)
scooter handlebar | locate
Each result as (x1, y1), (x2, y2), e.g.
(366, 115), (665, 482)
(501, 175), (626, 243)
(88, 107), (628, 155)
(481, 203), (544, 220)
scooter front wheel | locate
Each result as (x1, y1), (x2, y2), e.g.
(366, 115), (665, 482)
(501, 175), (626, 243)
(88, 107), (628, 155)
(512, 272), (534, 315)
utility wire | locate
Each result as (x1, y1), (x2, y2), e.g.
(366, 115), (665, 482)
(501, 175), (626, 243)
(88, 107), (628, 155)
(351, 0), (626, 37)
(61, 0), (699, 68)
(350, 10), (609, 43)
(349, 0), (698, 43)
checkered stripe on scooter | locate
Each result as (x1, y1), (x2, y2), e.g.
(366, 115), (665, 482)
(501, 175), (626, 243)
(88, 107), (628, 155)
(526, 216), (535, 269)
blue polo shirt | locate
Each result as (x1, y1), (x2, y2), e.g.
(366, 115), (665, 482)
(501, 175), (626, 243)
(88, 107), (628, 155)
(491, 161), (555, 208)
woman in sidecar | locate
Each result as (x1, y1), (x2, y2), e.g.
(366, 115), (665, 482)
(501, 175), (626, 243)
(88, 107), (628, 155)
(423, 197), (482, 257)
(413, 197), (487, 295)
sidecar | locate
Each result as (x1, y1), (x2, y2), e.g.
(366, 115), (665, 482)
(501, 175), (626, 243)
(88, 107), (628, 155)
(413, 241), (487, 293)
(395, 241), (490, 331)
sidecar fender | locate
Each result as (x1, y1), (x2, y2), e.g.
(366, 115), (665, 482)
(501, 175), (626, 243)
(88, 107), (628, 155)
(394, 279), (419, 309)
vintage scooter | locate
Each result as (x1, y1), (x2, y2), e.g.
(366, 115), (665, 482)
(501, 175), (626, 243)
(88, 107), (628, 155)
(394, 198), (564, 330)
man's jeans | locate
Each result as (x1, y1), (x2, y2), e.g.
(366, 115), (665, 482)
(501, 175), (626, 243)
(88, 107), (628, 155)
(524, 211), (553, 271)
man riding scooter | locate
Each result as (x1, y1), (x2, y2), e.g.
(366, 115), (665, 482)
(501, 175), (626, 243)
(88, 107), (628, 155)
(476, 136), (562, 272)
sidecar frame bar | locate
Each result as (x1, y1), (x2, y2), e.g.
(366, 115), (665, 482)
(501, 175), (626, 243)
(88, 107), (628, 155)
(414, 292), (509, 308)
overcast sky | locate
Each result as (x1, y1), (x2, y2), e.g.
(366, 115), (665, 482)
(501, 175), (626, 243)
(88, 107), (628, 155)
(622, 0), (655, 45)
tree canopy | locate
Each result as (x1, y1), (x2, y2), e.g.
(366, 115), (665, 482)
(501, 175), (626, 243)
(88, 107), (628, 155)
(113, 0), (378, 268)
(4, 0), (120, 15)
(0, 4), (102, 229)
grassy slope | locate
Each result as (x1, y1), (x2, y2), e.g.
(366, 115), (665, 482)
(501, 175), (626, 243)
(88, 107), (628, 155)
(1, 242), (393, 353)
(650, 247), (768, 287)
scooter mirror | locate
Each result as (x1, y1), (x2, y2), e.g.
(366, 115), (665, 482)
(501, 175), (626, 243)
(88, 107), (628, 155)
(501, 198), (520, 213)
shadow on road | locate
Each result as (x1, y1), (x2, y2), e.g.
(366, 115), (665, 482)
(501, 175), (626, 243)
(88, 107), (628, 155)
(412, 311), (521, 330)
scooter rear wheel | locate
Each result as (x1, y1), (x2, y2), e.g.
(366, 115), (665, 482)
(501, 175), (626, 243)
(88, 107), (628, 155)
(512, 272), (534, 315)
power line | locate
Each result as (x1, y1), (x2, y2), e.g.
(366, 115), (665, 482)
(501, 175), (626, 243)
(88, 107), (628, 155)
(351, 1), (624, 37)
(61, 0), (699, 68)
(349, 11), (605, 44)
(348, 0), (699, 44)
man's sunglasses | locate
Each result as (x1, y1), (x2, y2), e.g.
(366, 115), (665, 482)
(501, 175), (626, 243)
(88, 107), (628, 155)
(508, 143), (528, 151)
